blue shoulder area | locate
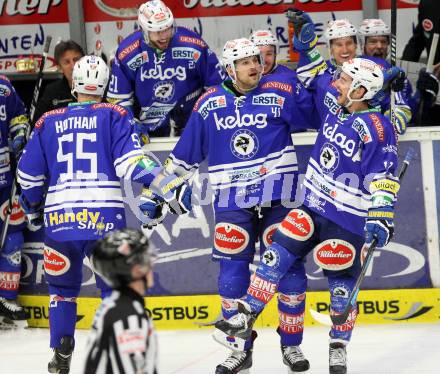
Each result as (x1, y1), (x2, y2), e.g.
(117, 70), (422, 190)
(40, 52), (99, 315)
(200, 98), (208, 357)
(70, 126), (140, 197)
(192, 86), (222, 112)
(0, 75), (12, 86)
(174, 27), (207, 50)
(273, 64), (296, 78)
(361, 55), (391, 70)
(116, 30), (143, 61)
(359, 110), (396, 143)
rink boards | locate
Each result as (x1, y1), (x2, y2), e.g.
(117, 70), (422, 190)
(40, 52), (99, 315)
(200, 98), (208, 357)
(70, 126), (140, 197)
(19, 287), (440, 330)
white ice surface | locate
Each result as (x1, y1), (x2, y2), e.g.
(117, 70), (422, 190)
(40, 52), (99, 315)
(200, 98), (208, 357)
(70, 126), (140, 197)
(1, 323), (439, 373)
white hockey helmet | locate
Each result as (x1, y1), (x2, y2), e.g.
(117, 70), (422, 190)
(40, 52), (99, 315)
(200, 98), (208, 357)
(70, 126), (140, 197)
(222, 38), (263, 81)
(359, 19), (390, 48)
(138, 0), (174, 33)
(340, 57), (384, 107)
(324, 19), (358, 48)
(250, 29), (279, 52)
(72, 55), (109, 97)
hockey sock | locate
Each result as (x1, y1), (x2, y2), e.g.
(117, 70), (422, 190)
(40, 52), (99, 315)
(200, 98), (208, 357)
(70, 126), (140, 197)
(0, 232), (24, 299)
(277, 265), (307, 346)
(49, 294), (77, 348)
(245, 242), (299, 314)
(328, 275), (358, 343)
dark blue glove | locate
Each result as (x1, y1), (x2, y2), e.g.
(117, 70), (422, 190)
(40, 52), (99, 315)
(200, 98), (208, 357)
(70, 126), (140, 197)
(285, 8), (317, 51)
(132, 119), (150, 145)
(417, 68), (439, 106)
(383, 66), (406, 92)
(19, 194), (44, 231)
(11, 129), (26, 157)
(139, 188), (166, 229)
(154, 174), (192, 215)
(365, 206), (394, 248)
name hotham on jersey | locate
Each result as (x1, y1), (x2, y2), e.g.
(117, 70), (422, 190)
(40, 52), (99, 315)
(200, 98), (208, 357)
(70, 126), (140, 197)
(55, 116), (97, 133)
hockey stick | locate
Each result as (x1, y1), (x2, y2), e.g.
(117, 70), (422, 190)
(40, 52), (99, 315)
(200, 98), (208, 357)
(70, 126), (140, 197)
(0, 36), (52, 251)
(329, 147), (415, 326)
(416, 33), (439, 126)
(390, 0), (397, 129)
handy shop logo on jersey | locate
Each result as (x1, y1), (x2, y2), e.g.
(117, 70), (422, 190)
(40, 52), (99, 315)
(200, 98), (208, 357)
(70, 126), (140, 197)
(214, 110), (267, 130)
(45, 209), (100, 228)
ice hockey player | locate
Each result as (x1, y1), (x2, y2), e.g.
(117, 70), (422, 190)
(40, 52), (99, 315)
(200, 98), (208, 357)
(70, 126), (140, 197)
(0, 75), (30, 329)
(16, 55), (191, 374)
(249, 29), (296, 78)
(165, 37), (315, 374)
(286, 9), (410, 135)
(106, 0), (226, 138)
(214, 57), (399, 374)
(358, 18), (413, 133)
(84, 229), (158, 374)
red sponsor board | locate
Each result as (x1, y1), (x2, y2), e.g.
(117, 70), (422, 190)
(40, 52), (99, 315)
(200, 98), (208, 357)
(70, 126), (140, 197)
(0, 0), (68, 25)
(83, 0), (363, 22)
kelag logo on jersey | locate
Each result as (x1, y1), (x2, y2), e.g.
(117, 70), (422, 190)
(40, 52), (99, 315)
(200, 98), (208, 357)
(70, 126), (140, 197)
(153, 81), (175, 103)
(252, 93), (285, 108)
(322, 122), (356, 157)
(140, 65), (186, 81)
(172, 47), (201, 62)
(230, 129), (259, 160)
(214, 111), (267, 130)
(127, 51), (149, 71)
(199, 95), (226, 119)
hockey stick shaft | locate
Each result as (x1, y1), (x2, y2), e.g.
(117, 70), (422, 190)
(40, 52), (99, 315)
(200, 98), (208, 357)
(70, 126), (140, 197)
(417, 33), (439, 126)
(390, 0), (397, 129)
(0, 36), (52, 251)
(330, 147), (415, 326)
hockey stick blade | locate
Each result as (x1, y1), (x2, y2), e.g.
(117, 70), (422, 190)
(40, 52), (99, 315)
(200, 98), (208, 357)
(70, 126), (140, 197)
(309, 308), (332, 326)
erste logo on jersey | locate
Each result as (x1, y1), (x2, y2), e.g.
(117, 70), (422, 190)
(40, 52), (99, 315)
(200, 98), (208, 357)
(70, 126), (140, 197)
(193, 87), (218, 111)
(214, 111), (267, 130)
(127, 51), (149, 71)
(351, 117), (372, 143)
(230, 129), (259, 160)
(199, 95), (226, 119)
(252, 93), (285, 108)
(324, 91), (340, 114)
(153, 81), (175, 103)
(172, 47), (201, 62)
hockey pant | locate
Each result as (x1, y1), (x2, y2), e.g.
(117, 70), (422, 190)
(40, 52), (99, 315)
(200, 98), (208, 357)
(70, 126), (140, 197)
(0, 188), (27, 299)
(244, 206), (365, 344)
(44, 237), (112, 348)
(215, 203), (308, 348)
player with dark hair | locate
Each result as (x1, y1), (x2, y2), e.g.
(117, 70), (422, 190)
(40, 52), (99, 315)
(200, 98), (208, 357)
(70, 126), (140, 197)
(84, 228), (158, 374)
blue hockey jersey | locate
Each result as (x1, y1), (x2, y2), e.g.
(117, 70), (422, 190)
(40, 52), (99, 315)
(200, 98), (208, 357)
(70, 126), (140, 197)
(303, 107), (398, 236)
(167, 75), (314, 212)
(17, 102), (147, 241)
(107, 27), (226, 132)
(0, 75), (28, 188)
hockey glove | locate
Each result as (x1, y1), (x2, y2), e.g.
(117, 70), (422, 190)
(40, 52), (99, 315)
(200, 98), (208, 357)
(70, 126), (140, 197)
(153, 174), (192, 215)
(285, 8), (317, 51)
(11, 128), (26, 158)
(139, 188), (166, 230)
(383, 67), (406, 92)
(385, 105), (411, 135)
(19, 194), (44, 232)
(365, 206), (394, 248)
(417, 68), (439, 107)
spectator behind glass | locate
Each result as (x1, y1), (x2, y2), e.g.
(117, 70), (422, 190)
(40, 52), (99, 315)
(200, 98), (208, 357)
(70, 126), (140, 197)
(33, 40), (84, 122)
